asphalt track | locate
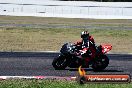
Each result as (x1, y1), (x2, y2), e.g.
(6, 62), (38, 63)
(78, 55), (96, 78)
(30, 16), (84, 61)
(0, 52), (132, 78)
(0, 23), (132, 30)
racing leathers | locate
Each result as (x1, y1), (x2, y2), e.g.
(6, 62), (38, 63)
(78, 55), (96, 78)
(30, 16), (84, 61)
(74, 35), (96, 67)
(74, 35), (95, 55)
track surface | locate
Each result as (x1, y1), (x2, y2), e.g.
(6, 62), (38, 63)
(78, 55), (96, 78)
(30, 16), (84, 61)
(0, 52), (132, 78)
(0, 23), (132, 30)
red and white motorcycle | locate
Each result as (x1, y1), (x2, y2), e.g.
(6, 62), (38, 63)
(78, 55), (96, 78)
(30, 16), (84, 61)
(52, 42), (112, 71)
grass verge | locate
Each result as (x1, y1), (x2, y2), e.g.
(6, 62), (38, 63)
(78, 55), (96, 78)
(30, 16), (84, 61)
(0, 79), (131, 88)
(0, 27), (131, 53)
(0, 16), (132, 26)
(0, 16), (132, 53)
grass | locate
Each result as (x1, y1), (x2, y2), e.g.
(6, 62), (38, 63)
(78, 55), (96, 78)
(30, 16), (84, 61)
(0, 79), (131, 88)
(0, 16), (132, 53)
(0, 16), (132, 25)
(0, 27), (131, 53)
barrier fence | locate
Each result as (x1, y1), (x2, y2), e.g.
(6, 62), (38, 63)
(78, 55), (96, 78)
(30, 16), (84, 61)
(0, 1), (132, 19)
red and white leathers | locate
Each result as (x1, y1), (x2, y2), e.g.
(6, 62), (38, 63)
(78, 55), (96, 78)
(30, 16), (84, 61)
(75, 36), (94, 46)
(74, 35), (95, 55)
(74, 35), (96, 67)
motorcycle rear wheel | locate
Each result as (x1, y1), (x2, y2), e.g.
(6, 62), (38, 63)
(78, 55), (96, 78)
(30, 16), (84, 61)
(52, 55), (68, 70)
(92, 55), (109, 71)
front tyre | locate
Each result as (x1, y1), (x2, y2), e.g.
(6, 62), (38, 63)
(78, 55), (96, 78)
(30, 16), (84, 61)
(52, 55), (68, 70)
(92, 55), (109, 71)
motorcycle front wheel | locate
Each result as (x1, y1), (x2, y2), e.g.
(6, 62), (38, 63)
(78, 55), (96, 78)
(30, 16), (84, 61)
(52, 55), (69, 70)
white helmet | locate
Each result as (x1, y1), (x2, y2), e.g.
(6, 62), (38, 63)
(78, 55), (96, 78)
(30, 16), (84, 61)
(81, 31), (89, 38)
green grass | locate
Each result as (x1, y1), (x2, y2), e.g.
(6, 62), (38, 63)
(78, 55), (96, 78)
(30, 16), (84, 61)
(0, 16), (132, 25)
(0, 79), (131, 88)
(0, 27), (131, 53)
(0, 16), (132, 53)
(0, 27), (132, 52)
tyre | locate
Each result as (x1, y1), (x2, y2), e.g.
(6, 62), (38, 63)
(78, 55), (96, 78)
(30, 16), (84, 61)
(52, 55), (68, 70)
(92, 55), (109, 71)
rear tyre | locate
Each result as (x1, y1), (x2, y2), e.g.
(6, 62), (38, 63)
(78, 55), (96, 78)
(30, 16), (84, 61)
(52, 55), (68, 70)
(92, 55), (109, 71)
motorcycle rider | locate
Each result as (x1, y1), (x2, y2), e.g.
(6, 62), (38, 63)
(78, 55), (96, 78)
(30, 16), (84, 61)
(75, 31), (95, 49)
(74, 31), (96, 67)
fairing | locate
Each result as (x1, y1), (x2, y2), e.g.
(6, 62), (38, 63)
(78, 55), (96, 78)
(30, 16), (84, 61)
(101, 44), (112, 54)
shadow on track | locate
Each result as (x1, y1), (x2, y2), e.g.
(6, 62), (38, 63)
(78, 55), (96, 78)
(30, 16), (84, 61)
(65, 68), (123, 72)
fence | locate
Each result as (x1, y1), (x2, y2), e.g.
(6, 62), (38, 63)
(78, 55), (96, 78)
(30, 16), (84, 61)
(0, 1), (132, 19)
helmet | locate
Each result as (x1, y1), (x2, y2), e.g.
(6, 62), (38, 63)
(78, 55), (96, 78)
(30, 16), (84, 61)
(81, 31), (89, 38)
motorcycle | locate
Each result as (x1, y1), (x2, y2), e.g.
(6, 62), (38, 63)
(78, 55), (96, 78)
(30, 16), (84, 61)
(52, 41), (112, 71)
